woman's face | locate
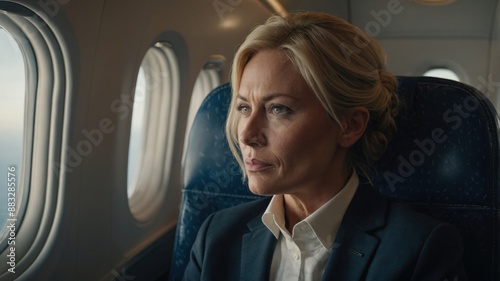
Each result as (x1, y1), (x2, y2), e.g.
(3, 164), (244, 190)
(236, 49), (348, 197)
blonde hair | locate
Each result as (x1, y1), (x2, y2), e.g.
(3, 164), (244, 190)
(225, 11), (399, 180)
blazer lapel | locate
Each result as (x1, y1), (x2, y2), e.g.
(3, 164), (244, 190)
(240, 215), (277, 281)
(322, 185), (388, 281)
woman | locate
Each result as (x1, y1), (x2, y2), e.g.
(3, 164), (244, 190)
(183, 12), (466, 281)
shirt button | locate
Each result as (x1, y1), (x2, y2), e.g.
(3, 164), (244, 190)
(291, 252), (300, 260)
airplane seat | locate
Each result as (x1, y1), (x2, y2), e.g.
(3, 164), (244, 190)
(169, 77), (500, 281)
(168, 84), (262, 281)
(372, 76), (499, 280)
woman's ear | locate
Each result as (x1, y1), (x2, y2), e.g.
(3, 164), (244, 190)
(339, 107), (370, 148)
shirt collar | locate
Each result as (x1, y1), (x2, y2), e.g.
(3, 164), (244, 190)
(261, 170), (359, 249)
(261, 195), (286, 239)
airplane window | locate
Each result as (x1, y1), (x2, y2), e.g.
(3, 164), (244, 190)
(183, 57), (224, 155)
(423, 68), (461, 82)
(0, 27), (27, 245)
(127, 67), (147, 196)
(186, 68), (221, 135)
(0, 3), (70, 274)
(127, 42), (180, 222)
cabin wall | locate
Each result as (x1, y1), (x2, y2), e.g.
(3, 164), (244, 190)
(381, 39), (489, 86)
(7, 0), (271, 280)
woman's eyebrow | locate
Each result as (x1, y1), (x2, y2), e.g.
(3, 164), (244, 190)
(236, 93), (299, 102)
(236, 94), (248, 101)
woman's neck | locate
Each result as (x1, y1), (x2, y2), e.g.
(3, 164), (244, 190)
(282, 169), (352, 233)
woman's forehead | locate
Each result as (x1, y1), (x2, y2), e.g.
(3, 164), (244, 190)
(238, 50), (307, 96)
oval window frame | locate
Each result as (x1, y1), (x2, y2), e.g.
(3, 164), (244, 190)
(183, 56), (224, 156)
(0, 2), (70, 276)
(0, 15), (35, 252)
(127, 42), (180, 222)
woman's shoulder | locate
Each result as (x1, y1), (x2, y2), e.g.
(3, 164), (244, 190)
(386, 198), (457, 235)
(378, 193), (464, 252)
(358, 187), (465, 279)
(354, 184), (462, 243)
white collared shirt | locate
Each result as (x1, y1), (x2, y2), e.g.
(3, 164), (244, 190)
(261, 171), (359, 281)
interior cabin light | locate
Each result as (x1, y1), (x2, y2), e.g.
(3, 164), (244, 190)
(258, 0), (288, 17)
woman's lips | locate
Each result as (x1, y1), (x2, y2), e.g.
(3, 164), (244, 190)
(245, 158), (273, 172)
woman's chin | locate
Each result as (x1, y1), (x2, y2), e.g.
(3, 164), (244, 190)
(248, 183), (274, 196)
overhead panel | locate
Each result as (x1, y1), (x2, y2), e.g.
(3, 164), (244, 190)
(349, 0), (497, 39)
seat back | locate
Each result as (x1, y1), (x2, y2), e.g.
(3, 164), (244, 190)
(372, 76), (499, 280)
(169, 77), (500, 281)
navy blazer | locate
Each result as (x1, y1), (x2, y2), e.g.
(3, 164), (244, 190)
(183, 184), (466, 281)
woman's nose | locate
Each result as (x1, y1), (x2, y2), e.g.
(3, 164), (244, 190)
(239, 113), (267, 148)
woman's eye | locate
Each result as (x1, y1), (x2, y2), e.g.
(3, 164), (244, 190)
(270, 105), (291, 115)
(237, 104), (251, 115)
